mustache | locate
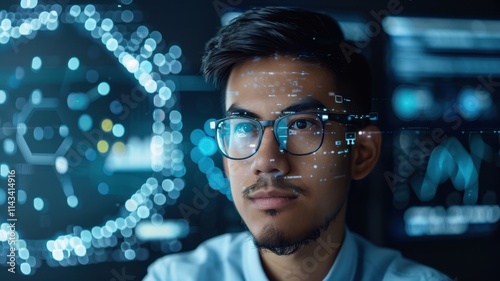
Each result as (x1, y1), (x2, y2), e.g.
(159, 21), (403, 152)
(242, 174), (305, 198)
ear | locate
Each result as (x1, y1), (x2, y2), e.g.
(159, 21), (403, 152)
(350, 125), (381, 180)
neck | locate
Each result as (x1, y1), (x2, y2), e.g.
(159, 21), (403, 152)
(258, 211), (346, 281)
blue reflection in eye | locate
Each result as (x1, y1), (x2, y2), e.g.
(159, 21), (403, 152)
(234, 122), (256, 137)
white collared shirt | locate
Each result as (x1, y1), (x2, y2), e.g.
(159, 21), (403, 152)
(143, 228), (452, 281)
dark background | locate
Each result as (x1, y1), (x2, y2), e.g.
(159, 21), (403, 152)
(0, 0), (499, 280)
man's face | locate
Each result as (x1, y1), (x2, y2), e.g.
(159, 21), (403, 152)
(224, 56), (354, 252)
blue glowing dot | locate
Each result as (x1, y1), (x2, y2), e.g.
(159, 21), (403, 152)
(0, 90), (6, 104)
(55, 157), (68, 174)
(120, 0), (134, 5)
(43, 126), (54, 140)
(33, 127), (44, 141)
(169, 45), (182, 59)
(67, 93), (89, 110)
(69, 5), (81, 17)
(84, 4), (96, 16)
(68, 57), (80, 71)
(392, 88), (420, 121)
(84, 18), (97, 31)
(20, 0), (37, 9)
(124, 249), (136, 260)
(110, 100), (123, 115)
(20, 262), (31, 275)
(190, 129), (205, 145)
(97, 82), (110, 96)
(106, 38), (118, 51)
(198, 137), (217, 156)
(112, 124), (125, 137)
(169, 110), (182, 123)
(168, 190), (180, 200)
(59, 125), (69, 137)
(101, 18), (114, 32)
(162, 179), (174, 192)
(204, 119), (216, 137)
(98, 182), (109, 195)
(31, 56), (42, 71)
(18, 190), (27, 204)
(85, 149), (97, 161)
(153, 193), (166, 205)
(1, 19), (12, 30)
(198, 156), (215, 173)
(137, 25), (149, 38)
(121, 10), (134, 23)
(31, 89), (42, 104)
(33, 197), (44, 211)
(137, 206), (150, 219)
(153, 53), (165, 66)
(170, 60), (182, 74)
(78, 114), (93, 132)
(74, 245), (86, 257)
(159, 86), (171, 100)
(151, 213), (163, 225)
(458, 88), (482, 121)
(190, 147), (203, 163)
(18, 248), (29, 259)
(3, 138), (15, 155)
(86, 69), (99, 83)
(0, 189), (5, 205)
(67, 195), (78, 208)
(0, 164), (10, 177)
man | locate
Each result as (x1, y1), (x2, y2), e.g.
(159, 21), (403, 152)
(144, 7), (452, 281)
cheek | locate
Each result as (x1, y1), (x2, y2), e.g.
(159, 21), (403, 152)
(226, 160), (254, 190)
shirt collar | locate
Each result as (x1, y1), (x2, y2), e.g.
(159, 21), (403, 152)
(241, 228), (358, 281)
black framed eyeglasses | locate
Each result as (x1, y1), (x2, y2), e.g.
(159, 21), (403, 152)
(209, 112), (357, 160)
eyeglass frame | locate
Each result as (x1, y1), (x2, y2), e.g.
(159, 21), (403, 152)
(209, 111), (364, 160)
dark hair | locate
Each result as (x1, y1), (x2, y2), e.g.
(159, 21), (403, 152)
(201, 6), (371, 115)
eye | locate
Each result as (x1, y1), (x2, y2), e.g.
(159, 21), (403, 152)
(234, 122), (257, 136)
(289, 119), (317, 130)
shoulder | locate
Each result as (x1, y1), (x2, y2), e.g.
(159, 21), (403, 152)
(143, 232), (251, 281)
(351, 232), (453, 281)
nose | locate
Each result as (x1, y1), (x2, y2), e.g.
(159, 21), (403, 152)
(250, 127), (290, 176)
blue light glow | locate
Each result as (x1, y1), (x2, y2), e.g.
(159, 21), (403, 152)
(78, 114), (93, 132)
(198, 137), (217, 156)
(97, 82), (110, 96)
(32, 56), (42, 71)
(392, 87), (420, 120)
(67, 93), (90, 110)
(3, 138), (15, 155)
(97, 182), (109, 195)
(68, 57), (80, 70)
(20, 0), (38, 9)
(0, 90), (6, 104)
(33, 127), (44, 141)
(112, 124), (125, 137)
(33, 197), (44, 211)
(67, 195), (78, 208)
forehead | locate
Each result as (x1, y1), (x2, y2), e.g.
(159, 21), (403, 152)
(225, 56), (338, 114)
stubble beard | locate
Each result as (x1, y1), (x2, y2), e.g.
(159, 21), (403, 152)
(250, 198), (345, 256)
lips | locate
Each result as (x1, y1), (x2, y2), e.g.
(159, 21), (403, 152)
(248, 189), (298, 210)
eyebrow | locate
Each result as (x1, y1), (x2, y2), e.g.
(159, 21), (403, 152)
(225, 98), (327, 119)
(280, 99), (327, 115)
